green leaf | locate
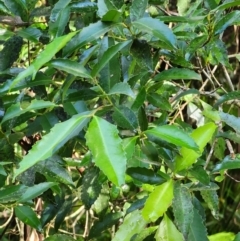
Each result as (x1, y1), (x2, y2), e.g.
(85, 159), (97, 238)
(81, 166), (102, 209)
(219, 112), (240, 134)
(127, 167), (167, 185)
(130, 0), (148, 22)
(102, 10), (122, 22)
(201, 189), (219, 219)
(144, 125), (199, 151)
(172, 182), (194, 239)
(154, 68), (201, 82)
(44, 234), (75, 241)
(63, 21), (113, 56)
(91, 40), (132, 77)
(147, 93), (172, 111)
(49, 59), (92, 79)
(1, 100), (55, 124)
(213, 1), (240, 12)
(69, 2), (97, 12)
(189, 165), (210, 185)
(234, 233), (240, 241)
(174, 122), (217, 172)
(15, 206), (42, 231)
(113, 106), (138, 130)
(112, 210), (147, 241)
(17, 27), (42, 43)
(214, 91), (240, 108)
(188, 208), (209, 241)
(132, 17), (177, 50)
(3, 0), (27, 21)
(13, 112), (90, 178)
(50, 0), (71, 22)
(97, 0), (116, 17)
(214, 11), (240, 35)
(0, 185), (27, 204)
(142, 179), (173, 222)
(10, 31), (76, 89)
(131, 88), (147, 111)
(155, 214), (184, 241)
(213, 155), (240, 172)
(122, 136), (138, 160)
(209, 232), (235, 241)
(89, 212), (122, 239)
(135, 226), (158, 241)
(177, 0), (191, 16)
(85, 116), (127, 186)
(19, 182), (57, 202)
(108, 82), (135, 97)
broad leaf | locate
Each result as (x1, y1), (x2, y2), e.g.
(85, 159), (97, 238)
(219, 112), (240, 134)
(132, 17), (177, 50)
(50, 0), (71, 22)
(142, 179), (173, 222)
(1, 100), (55, 124)
(155, 214), (184, 241)
(13, 112), (90, 178)
(49, 59), (92, 79)
(189, 165), (210, 185)
(174, 122), (217, 172)
(208, 232), (235, 241)
(130, 0), (148, 22)
(112, 210), (147, 241)
(154, 68), (201, 82)
(108, 82), (135, 97)
(85, 116), (127, 186)
(15, 206), (42, 231)
(172, 182), (193, 239)
(10, 31), (76, 89)
(144, 125), (199, 150)
(213, 155), (240, 172)
(0, 185), (28, 204)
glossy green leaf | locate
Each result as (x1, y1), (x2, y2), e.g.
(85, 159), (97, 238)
(130, 0), (148, 22)
(135, 226), (158, 241)
(188, 208), (209, 241)
(172, 182), (193, 239)
(154, 68), (201, 82)
(174, 122), (217, 172)
(147, 93), (172, 111)
(69, 1), (97, 12)
(113, 210), (147, 241)
(201, 189), (219, 219)
(127, 167), (167, 185)
(0, 185), (27, 204)
(102, 10), (122, 22)
(97, 0), (116, 17)
(63, 21), (113, 56)
(189, 165), (210, 185)
(49, 59), (92, 79)
(10, 31), (76, 89)
(213, 1), (240, 11)
(19, 182), (57, 202)
(144, 125), (199, 150)
(81, 166), (102, 209)
(213, 155), (240, 172)
(89, 212), (122, 239)
(17, 27), (42, 43)
(131, 88), (146, 111)
(122, 136), (138, 160)
(155, 214), (184, 241)
(1, 100), (55, 124)
(85, 116), (127, 186)
(15, 206), (42, 231)
(91, 40), (132, 77)
(187, 182), (219, 191)
(132, 17), (177, 50)
(219, 112), (240, 134)
(108, 82), (135, 97)
(113, 106), (138, 130)
(142, 179), (173, 222)
(45, 234), (75, 241)
(208, 232), (235, 241)
(3, 0), (27, 21)
(50, 0), (71, 22)
(13, 112), (90, 178)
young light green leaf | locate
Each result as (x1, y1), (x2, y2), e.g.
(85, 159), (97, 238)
(85, 116), (127, 186)
(142, 179), (173, 222)
(91, 40), (132, 77)
(49, 59), (92, 79)
(132, 17), (177, 50)
(63, 21), (113, 56)
(108, 82), (135, 97)
(13, 112), (90, 179)
(1, 100), (55, 124)
(177, 0), (191, 16)
(135, 226), (158, 241)
(144, 125), (199, 151)
(112, 210), (147, 241)
(208, 232), (235, 241)
(154, 68), (201, 82)
(113, 106), (138, 130)
(155, 214), (184, 241)
(15, 206), (42, 231)
(188, 208), (209, 241)
(219, 112), (240, 134)
(174, 122), (217, 172)
(201, 189), (219, 219)
(172, 182), (194, 239)
(19, 182), (57, 202)
(10, 31), (76, 89)
(130, 0), (148, 22)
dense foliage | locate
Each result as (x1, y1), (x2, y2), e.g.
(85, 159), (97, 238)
(0, 0), (240, 240)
